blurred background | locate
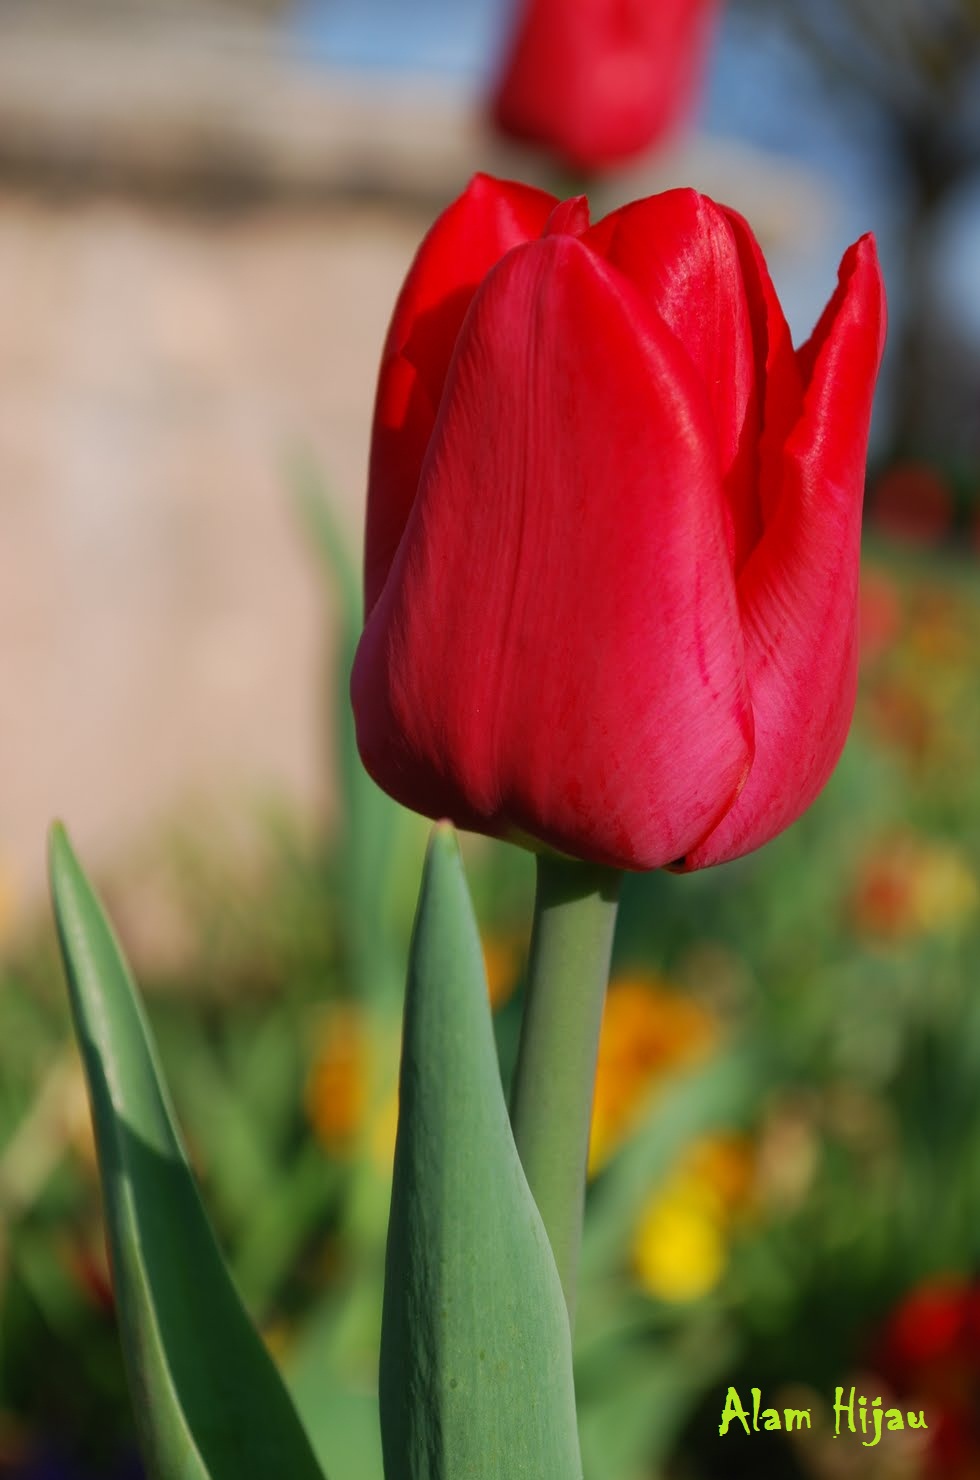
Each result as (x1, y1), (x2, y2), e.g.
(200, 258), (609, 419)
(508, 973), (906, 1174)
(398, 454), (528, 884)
(1, 0), (979, 1477)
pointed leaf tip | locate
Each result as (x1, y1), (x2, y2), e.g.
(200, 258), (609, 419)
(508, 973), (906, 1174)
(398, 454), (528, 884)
(428, 818), (459, 848)
(380, 835), (582, 1480)
(49, 831), (328, 1480)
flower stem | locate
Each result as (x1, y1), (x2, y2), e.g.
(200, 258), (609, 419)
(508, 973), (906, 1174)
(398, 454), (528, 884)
(509, 853), (622, 1327)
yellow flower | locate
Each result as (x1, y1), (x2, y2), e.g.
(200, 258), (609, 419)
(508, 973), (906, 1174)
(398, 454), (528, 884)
(589, 973), (716, 1174)
(369, 1086), (401, 1173)
(633, 1193), (727, 1303)
(305, 1004), (369, 1154)
(913, 845), (978, 933)
(632, 1134), (754, 1303)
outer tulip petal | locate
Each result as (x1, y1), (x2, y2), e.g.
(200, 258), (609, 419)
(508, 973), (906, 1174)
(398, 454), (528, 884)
(585, 191), (764, 573)
(683, 235), (886, 870)
(353, 235), (754, 871)
(365, 173), (556, 613)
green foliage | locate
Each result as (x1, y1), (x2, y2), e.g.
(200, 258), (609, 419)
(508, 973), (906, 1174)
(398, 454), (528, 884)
(291, 449), (427, 1008)
(48, 824), (327, 1480)
(379, 826), (582, 1480)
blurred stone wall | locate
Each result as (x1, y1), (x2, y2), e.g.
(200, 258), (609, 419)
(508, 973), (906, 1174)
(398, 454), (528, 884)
(0, 2), (453, 919)
(0, 2), (825, 931)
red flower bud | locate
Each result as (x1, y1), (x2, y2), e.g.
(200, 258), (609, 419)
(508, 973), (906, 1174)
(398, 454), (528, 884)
(490, 0), (720, 172)
(351, 174), (886, 872)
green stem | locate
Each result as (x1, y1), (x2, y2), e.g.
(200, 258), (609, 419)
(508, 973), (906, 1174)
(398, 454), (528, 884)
(509, 853), (622, 1327)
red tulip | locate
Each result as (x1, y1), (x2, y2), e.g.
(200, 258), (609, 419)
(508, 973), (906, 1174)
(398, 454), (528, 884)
(490, 0), (720, 172)
(873, 1280), (980, 1478)
(351, 174), (886, 873)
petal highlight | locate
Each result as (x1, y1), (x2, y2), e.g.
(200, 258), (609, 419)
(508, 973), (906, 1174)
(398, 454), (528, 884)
(365, 174), (556, 613)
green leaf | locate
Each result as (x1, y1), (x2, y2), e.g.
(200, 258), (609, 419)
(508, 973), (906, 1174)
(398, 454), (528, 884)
(48, 823), (327, 1480)
(380, 824), (582, 1480)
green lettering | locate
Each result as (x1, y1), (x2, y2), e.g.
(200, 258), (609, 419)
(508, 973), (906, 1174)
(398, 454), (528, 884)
(886, 1409), (905, 1431)
(783, 1408), (811, 1433)
(762, 1409), (781, 1431)
(863, 1404), (883, 1448)
(719, 1387), (751, 1437)
(833, 1386), (856, 1434)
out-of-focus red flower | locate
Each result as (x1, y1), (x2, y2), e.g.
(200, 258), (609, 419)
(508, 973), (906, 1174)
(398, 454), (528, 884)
(489, 0), (720, 172)
(352, 174), (886, 872)
(870, 461), (954, 544)
(874, 1279), (980, 1477)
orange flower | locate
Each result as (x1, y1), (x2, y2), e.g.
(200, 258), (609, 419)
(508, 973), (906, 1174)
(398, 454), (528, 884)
(482, 933), (523, 1011)
(305, 1004), (369, 1155)
(850, 834), (977, 943)
(589, 972), (716, 1173)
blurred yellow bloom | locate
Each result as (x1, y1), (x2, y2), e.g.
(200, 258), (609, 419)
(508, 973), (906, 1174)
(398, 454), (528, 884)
(589, 973), (716, 1174)
(305, 1004), (369, 1155)
(632, 1134), (754, 1303)
(370, 1086), (400, 1173)
(633, 1194), (727, 1303)
(850, 833), (978, 942)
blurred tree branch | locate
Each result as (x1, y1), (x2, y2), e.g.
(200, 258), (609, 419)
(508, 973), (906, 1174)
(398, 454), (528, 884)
(740, 0), (980, 464)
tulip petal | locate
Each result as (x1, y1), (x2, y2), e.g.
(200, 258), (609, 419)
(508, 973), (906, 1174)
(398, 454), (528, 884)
(366, 173), (557, 613)
(585, 191), (764, 573)
(353, 234), (753, 871)
(683, 235), (886, 870)
(491, 0), (718, 171)
(719, 206), (803, 527)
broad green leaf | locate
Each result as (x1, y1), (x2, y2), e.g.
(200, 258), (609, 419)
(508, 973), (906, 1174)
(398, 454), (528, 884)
(48, 823), (327, 1480)
(380, 824), (582, 1480)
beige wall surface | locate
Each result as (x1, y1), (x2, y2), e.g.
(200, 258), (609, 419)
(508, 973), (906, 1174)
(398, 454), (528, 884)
(0, 192), (428, 911)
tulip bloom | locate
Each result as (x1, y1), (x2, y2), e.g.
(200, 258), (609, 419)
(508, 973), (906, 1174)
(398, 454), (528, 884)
(352, 174), (886, 873)
(490, 0), (720, 171)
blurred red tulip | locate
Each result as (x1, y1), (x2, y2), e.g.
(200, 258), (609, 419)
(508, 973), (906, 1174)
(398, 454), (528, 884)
(874, 1280), (980, 1478)
(490, 0), (720, 171)
(352, 174), (886, 871)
